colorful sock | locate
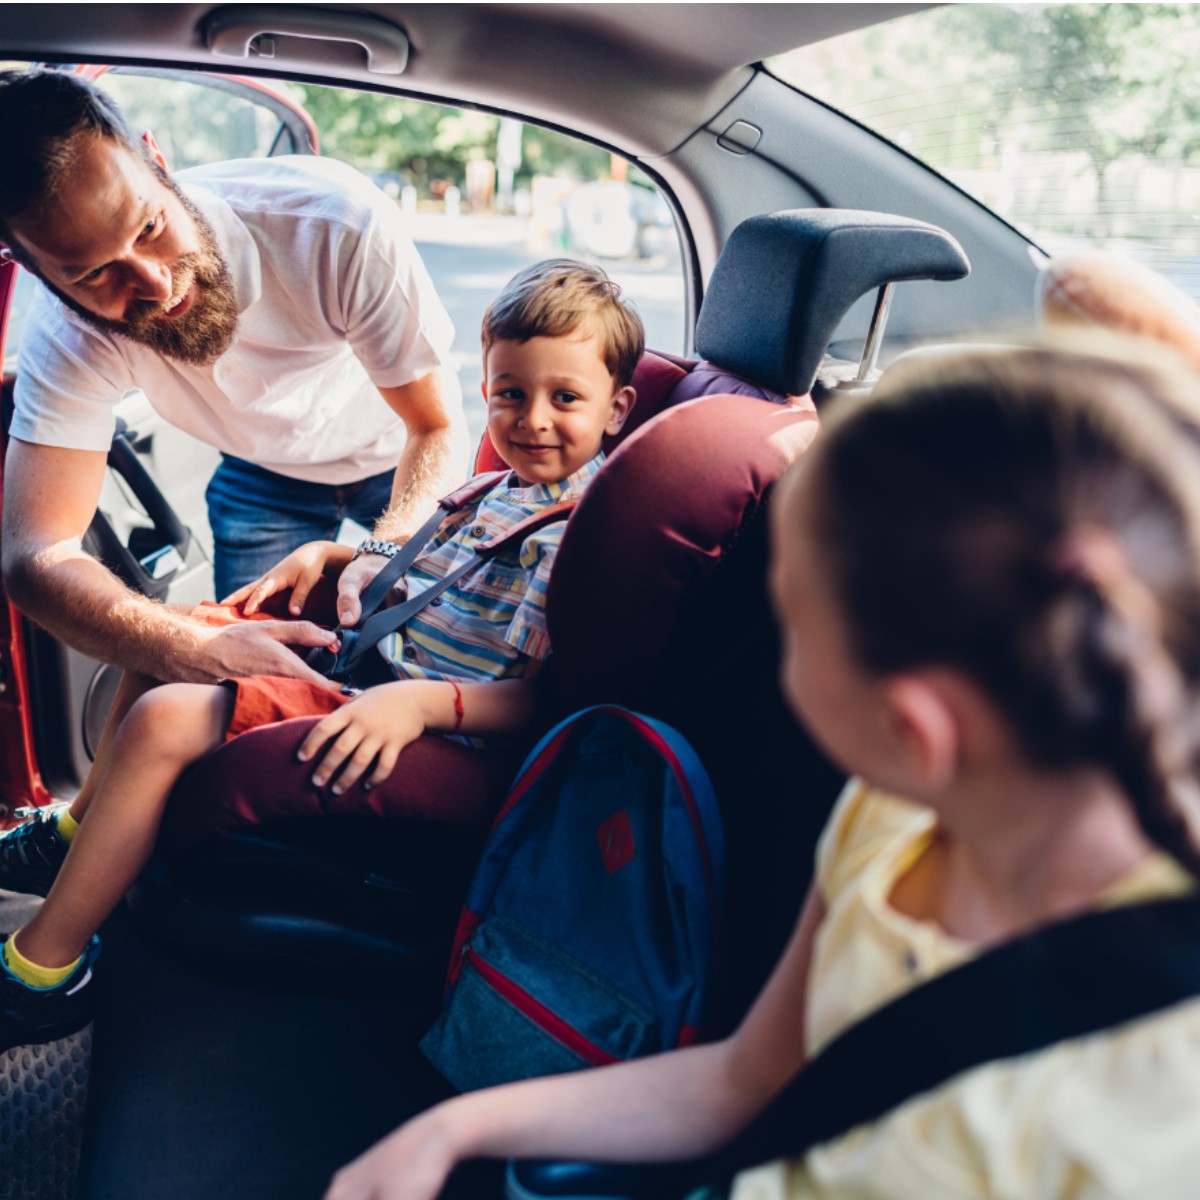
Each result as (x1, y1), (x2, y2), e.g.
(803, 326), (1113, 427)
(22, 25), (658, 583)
(55, 809), (80, 845)
(2, 931), (80, 990)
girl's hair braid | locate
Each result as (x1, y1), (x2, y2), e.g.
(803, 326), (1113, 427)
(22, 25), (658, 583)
(804, 339), (1200, 876)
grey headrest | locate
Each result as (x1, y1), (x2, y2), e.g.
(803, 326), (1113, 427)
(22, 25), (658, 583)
(696, 209), (970, 397)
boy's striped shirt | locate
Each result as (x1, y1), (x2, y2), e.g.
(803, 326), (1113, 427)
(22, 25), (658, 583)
(381, 454), (604, 703)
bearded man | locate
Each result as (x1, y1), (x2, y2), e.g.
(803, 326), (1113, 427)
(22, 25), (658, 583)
(0, 69), (468, 686)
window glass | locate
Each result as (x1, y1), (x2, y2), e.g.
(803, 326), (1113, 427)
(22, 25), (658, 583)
(770, 4), (1200, 300)
(288, 84), (686, 441)
(96, 70), (309, 166)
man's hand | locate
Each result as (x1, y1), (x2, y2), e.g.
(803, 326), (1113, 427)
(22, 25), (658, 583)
(191, 618), (342, 688)
(334, 551), (395, 627)
(296, 680), (445, 791)
(222, 540), (354, 617)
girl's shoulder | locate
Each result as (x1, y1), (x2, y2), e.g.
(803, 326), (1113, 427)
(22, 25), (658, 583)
(815, 779), (935, 905)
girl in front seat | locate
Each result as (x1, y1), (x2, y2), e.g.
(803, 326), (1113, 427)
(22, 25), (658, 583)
(327, 339), (1200, 1200)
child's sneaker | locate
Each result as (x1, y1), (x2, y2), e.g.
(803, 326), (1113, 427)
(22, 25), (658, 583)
(0, 934), (100, 1055)
(0, 803), (71, 896)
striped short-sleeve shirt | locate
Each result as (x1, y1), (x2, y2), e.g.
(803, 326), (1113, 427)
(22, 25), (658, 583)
(381, 453), (604, 687)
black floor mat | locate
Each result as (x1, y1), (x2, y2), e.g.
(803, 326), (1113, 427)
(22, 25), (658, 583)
(1, 1027), (92, 1200)
(1, 889), (473, 1200)
(78, 903), (457, 1200)
(1, 892), (90, 1200)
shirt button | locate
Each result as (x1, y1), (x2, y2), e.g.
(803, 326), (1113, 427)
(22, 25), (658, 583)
(903, 950), (919, 973)
(430, 596), (443, 607)
(471, 524), (486, 538)
(404, 643), (417, 659)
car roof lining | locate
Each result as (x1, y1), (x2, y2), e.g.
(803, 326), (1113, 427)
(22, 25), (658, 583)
(2, 3), (937, 159)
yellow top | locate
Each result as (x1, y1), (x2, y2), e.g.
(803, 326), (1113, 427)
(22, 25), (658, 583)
(731, 780), (1200, 1200)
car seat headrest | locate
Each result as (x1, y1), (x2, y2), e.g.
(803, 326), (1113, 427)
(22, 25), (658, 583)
(696, 209), (971, 398)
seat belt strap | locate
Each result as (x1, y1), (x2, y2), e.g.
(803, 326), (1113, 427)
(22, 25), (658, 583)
(709, 891), (1200, 1177)
(511, 892), (1200, 1200)
(319, 481), (576, 682)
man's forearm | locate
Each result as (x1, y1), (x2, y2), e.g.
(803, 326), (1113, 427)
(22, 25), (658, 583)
(6, 542), (209, 681)
(373, 417), (469, 544)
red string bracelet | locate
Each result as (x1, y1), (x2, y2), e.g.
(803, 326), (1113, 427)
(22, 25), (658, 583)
(449, 679), (465, 733)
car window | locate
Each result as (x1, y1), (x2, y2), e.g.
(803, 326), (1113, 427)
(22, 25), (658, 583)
(3, 72), (688, 449)
(94, 68), (315, 167)
(287, 83), (687, 442)
(769, 4), (1200, 301)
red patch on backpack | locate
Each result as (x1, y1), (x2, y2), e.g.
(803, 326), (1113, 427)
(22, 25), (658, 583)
(597, 810), (636, 873)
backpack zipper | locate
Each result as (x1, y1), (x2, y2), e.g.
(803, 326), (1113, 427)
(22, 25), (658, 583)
(464, 946), (619, 1067)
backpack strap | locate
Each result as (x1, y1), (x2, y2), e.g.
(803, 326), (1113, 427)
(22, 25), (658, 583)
(318, 474), (577, 684)
(510, 891), (1200, 1198)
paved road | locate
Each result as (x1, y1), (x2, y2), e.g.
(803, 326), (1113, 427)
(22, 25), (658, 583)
(412, 213), (687, 444)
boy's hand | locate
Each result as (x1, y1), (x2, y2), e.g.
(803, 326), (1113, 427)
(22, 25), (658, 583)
(335, 550), (397, 627)
(221, 541), (354, 617)
(297, 681), (439, 792)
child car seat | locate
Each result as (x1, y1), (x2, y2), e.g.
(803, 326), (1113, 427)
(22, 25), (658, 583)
(129, 210), (969, 1021)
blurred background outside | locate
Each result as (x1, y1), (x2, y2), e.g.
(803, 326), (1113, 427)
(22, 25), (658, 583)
(772, 3), (1200, 300)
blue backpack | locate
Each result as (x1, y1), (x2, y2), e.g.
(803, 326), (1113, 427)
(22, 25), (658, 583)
(420, 705), (725, 1093)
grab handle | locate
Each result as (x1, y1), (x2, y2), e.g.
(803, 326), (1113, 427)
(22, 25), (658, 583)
(204, 6), (410, 75)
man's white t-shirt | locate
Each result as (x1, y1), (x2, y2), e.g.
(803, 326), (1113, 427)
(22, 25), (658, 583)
(12, 155), (458, 485)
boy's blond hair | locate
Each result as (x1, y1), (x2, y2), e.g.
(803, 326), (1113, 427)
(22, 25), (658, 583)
(482, 259), (645, 388)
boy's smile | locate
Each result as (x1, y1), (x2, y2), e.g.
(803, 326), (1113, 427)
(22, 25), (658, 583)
(484, 330), (634, 486)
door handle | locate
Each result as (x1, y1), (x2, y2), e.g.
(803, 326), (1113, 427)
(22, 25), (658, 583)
(204, 6), (410, 75)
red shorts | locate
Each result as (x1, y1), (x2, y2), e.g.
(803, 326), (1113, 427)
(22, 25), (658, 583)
(191, 601), (348, 741)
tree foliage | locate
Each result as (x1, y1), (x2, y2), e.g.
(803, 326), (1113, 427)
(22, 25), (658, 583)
(774, 4), (1200, 243)
(289, 83), (619, 195)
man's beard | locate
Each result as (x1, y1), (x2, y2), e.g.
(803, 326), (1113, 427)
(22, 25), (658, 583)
(50, 182), (240, 367)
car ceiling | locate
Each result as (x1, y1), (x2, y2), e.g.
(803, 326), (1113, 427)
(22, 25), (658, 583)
(2, 3), (935, 157)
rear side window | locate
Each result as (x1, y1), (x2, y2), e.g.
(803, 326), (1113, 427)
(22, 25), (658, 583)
(288, 84), (687, 443)
(771, 4), (1200, 302)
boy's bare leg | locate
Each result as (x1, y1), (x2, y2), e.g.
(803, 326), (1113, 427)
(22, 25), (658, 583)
(16, 681), (234, 969)
(67, 670), (161, 822)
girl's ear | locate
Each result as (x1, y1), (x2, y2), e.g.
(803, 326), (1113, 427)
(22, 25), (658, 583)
(605, 386), (636, 436)
(881, 675), (961, 792)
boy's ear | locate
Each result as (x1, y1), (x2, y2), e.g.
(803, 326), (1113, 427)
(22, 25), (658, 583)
(605, 386), (636, 436)
(881, 675), (961, 792)
(141, 129), (169, 172)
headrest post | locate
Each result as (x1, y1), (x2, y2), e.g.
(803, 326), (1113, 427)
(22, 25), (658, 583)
(856, 282), (895, 382)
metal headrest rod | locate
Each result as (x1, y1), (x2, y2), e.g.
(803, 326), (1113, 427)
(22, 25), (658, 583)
(855, 282), (895, 383)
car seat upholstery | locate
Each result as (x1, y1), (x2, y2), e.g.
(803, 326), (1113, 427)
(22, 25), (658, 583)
(129, 209), (970, 1024)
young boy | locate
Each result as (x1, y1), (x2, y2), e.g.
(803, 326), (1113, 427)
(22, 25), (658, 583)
(0, 258), (642, 1052)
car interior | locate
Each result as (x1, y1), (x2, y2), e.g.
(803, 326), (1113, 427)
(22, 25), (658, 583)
(0, 6), (1045, 1199)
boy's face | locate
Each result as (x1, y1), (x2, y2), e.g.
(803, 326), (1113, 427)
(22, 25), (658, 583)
(483, 328), (634, 486)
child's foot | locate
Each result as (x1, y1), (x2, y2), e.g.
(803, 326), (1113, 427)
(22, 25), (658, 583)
(0, 803), (72, 896)
(0, 934), (100, 1056)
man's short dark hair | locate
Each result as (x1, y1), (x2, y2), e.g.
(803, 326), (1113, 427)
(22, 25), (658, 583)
(0, 68), (144, 245)
(482, 258), (645, 388)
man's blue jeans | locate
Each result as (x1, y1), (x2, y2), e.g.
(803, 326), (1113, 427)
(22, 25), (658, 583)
(206, 455), (394, 599)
